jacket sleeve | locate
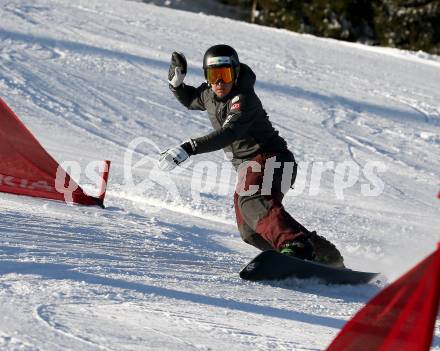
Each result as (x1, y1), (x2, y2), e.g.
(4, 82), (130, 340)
(170, 83), (208, 111)
(193, 94), (257, 154)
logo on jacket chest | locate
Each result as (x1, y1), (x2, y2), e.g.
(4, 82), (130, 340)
(230, 96), (241, 111)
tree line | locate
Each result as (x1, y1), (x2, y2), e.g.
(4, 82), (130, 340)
(220, 0), (440, 55)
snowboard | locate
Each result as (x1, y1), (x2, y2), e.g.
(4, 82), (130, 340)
(240, 250), (379, 285)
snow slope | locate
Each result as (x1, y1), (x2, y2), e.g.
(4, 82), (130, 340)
(0, 0), (439, 349)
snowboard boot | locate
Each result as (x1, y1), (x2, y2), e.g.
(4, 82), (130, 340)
(280, 236), (316, 261)
(307, 231), (345, 268)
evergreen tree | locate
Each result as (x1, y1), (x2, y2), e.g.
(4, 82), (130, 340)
(220, 0), (440, 55)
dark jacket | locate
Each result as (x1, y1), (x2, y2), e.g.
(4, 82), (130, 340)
(170, 63), (289, 167)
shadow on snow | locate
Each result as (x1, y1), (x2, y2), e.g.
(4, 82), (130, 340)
(1, 260), (345, 330)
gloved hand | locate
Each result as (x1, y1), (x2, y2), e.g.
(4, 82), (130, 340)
(168, 51), (187, 88)
(158, 140), (196, 171)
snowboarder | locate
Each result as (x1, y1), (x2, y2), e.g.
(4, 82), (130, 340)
(159, 44), (344, 267)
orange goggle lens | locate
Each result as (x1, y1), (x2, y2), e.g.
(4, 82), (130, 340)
(206, 67), (234, 84)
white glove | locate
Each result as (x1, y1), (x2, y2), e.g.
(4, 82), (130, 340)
(158, 145), (190, 171)
(168, 67), (186, 88)
(168, 52), (187, 88)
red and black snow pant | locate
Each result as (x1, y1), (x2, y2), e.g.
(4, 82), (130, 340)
(234, 151), (308, 251)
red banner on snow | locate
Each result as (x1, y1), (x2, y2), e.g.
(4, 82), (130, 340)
(326, 244), (440, 351)
(0, 97), (104, 206)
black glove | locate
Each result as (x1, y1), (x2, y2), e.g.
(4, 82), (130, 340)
(168, 52), (187, 88)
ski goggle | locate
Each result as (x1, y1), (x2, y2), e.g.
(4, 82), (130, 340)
(206, 66), (234, 84)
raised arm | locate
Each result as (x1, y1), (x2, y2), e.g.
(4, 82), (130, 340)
(168, 51), (207, 111)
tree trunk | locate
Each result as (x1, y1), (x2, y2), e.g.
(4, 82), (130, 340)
(250, 0), (257, 23)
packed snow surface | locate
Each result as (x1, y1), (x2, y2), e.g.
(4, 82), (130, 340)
(0, 0), (439, 350)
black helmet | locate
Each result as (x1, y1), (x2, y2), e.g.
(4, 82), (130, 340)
(203, 44), (240, 82)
